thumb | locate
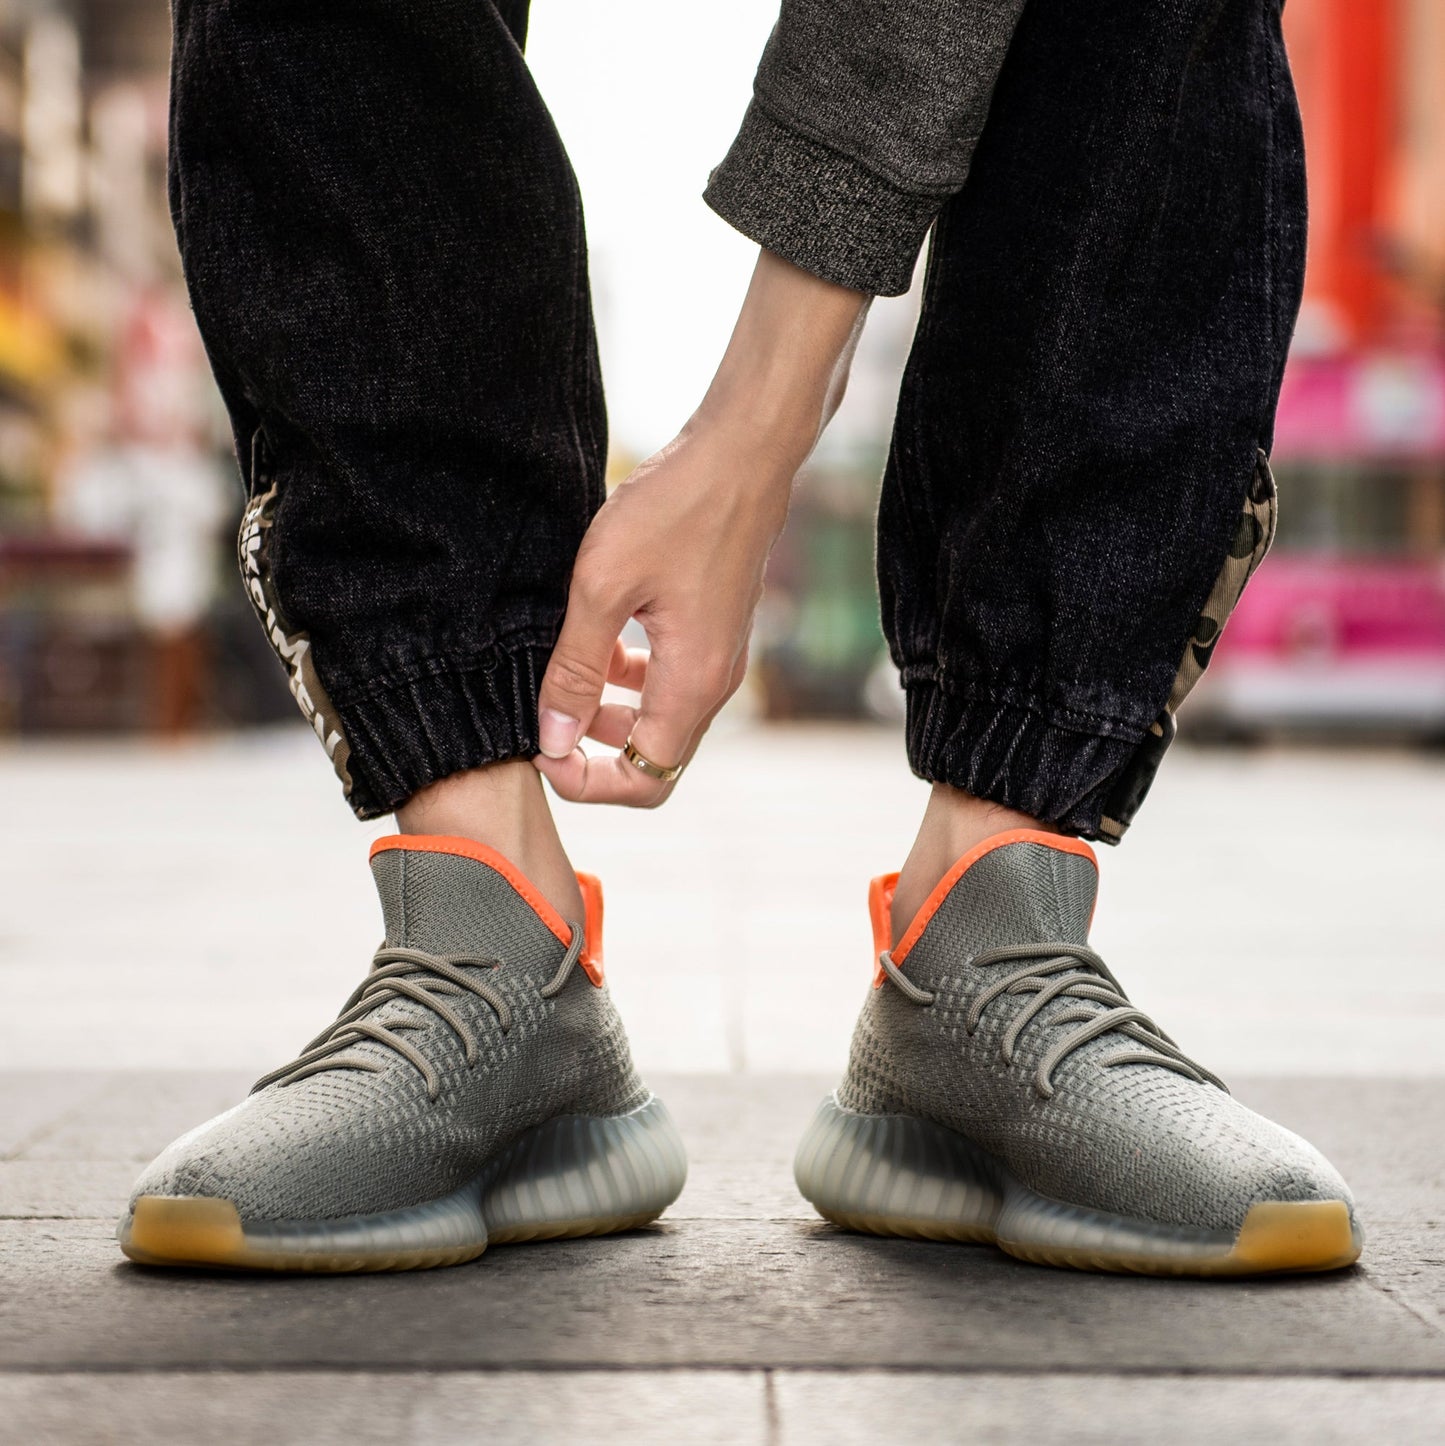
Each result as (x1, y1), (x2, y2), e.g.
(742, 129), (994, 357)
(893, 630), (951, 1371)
(537, 578), (632, 758)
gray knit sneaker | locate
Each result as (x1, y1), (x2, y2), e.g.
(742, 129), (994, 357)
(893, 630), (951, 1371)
(795, 830), (1361, 1276)
(118, 835), (686, 1273)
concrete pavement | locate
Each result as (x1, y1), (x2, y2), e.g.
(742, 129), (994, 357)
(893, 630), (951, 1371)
(0, 1072), (1442, 1443)
(0, 722), (1442, 1441)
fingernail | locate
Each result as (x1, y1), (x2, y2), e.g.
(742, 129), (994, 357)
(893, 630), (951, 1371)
(539, 709), (579, 759)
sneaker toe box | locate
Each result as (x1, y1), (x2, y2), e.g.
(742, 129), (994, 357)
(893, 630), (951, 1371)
(124, 1076), (465, 1224)
(1011, 1072), (1358, 1237)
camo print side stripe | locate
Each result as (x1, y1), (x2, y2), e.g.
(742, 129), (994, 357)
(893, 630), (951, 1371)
(1164, 450), (1278, 715)
(237, 433), (355, 798)
(1098, 450), (1278, 843)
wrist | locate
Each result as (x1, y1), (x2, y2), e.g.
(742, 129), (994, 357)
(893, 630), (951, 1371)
(685, 393), (816, 480)
(692, 370), (827, 468)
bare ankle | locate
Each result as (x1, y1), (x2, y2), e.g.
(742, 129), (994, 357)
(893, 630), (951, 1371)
(394, 761), (586, 923)
(890, 785), (1057, 947)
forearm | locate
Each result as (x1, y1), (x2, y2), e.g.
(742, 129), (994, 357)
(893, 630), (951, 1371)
(690, 248), (871, 475)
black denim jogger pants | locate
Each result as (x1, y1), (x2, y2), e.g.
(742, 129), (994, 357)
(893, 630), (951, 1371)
(171, 0), (1304, 840)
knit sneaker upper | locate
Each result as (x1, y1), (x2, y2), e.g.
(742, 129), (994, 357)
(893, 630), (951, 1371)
(128, 837), (647, 1222)
(838, 832), (1354, 1234)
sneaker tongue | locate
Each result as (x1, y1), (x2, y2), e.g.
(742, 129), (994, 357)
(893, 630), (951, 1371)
(368, 837), (570, 965)
(919, 836), (1098, 959)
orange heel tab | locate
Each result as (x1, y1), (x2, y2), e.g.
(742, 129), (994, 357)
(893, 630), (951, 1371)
(869, 873), (900, 988)
(890, 830), (1097, 967)
(368, 834), (574, 952)
(575, 872), (605, 987)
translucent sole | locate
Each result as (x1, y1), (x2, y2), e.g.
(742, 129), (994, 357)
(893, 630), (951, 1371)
(795, 1094), (1362, 1277)
(118, 1094), (688, 1274)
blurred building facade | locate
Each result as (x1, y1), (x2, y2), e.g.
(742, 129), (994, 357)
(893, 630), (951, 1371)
(0, 0), (286, 736)
(1190, 0), (1445, 736)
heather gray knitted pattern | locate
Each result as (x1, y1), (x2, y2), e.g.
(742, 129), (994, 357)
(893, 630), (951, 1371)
(839, 842), (1354, 1232)
(705, 0), (1028, 294)
(130, 849), (648, 1222)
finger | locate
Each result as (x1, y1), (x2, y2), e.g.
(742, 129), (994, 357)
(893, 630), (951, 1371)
(536, 636), (709, 807)
(534, 655), (742, 809)
(673, 649), (748, 766)
(607, 642), (649, 694)
(638, 649), (743, 800)
(584, 702), (639, 748)
(534, 745), (672, 807)
(627, 632), (733, 781)
(537, 580), (632, 758)
(534, 640), (746, 809)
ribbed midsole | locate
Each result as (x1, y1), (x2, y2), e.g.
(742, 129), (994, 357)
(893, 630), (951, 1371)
(481, 1095), (688, 1235)
(794, 1094), (1244, 1260)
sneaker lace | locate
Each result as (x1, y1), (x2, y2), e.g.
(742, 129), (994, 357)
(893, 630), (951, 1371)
(253, 924), (586, 1102)
(877, 940), (1226, 1099)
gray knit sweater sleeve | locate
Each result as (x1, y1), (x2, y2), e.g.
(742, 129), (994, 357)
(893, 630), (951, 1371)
(704, 1), (1028, 296)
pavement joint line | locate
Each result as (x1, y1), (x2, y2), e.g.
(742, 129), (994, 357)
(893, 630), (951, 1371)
(762, 1368), (782, 1446)
(0, 1215), (113, 1222)
(2, 1364), (1444, 1379)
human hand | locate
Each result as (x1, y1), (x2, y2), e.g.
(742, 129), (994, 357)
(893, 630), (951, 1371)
(531, 422), (796, 806)
(533, 249), (869, 806)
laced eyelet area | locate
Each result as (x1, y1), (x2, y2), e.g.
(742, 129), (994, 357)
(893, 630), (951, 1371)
(253, 924), (586, 1103)
(877, 950), (936, 1006)
(878, 941), (1226, 1100)
(539, 925), (586, 1000)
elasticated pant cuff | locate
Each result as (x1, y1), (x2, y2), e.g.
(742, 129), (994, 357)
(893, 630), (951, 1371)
(904, 679), (1146, 843)
(333, 639), (553, 820)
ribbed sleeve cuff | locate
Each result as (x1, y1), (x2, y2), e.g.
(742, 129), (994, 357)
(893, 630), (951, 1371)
(704, 100), (945, 297)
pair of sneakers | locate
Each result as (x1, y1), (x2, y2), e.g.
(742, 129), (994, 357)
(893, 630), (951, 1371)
(119, 831), (1361, 1277)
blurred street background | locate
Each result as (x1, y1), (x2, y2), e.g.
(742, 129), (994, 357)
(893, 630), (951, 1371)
(3, 1), (1445, 750)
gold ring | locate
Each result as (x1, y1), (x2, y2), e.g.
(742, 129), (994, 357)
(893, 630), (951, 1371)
(622, 736), (684, 784)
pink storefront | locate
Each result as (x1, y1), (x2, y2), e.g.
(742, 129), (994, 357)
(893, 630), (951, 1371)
(1193, 1), (1445, 735)
(1194, 354), (1445, 734)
